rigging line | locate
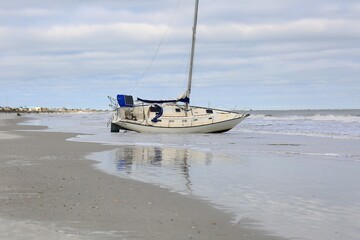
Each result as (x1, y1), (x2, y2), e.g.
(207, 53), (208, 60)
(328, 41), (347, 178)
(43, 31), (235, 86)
(130, 0), (183, 95)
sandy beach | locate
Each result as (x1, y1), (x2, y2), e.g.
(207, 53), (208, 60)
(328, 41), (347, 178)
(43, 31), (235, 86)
(0, 113), (285, 240)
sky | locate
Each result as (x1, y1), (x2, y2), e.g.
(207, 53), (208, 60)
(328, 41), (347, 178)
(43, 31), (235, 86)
(0, 0), (359, 110)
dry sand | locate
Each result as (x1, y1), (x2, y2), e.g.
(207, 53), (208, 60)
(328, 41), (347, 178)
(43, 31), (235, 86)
(0, 113), (286, 240)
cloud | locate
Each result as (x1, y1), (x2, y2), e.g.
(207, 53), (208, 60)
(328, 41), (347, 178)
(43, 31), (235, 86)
(199, 19), (360, 42)
(0, 0), (359, 109)
(0, 8), (53, 17)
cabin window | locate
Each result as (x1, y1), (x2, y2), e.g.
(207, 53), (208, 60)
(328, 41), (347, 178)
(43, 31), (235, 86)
(206, 109), (213, 114)
(194, 119), (198, 121)
(182, 120), (187, 123)
(175, 108), (181, 112)
(169, 120), (174, 123)
(150, 106), (162, 113)
(208, 117), (213, 120)
(157, 120), (162, 122)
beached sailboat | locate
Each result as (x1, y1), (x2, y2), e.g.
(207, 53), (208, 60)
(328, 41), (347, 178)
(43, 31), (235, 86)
(109, 0), (249, 133)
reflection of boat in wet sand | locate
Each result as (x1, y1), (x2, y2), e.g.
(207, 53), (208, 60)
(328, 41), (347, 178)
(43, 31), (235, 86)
(112, 146), (214, 193)
(109, 0), (249, 133)
(115, 146), (213, 168)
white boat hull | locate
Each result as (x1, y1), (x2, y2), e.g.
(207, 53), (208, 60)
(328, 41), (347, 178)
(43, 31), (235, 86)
(112, 115), (247, 134)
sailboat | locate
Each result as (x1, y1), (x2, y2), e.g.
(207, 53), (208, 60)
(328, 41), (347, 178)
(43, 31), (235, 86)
(109, 0), (250, 133)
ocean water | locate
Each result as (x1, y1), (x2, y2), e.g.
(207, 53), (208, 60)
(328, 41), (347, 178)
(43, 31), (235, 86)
(21, 110), (360, 240)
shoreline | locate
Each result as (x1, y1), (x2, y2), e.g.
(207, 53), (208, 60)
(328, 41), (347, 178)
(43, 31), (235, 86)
(0, 113), (285, 239)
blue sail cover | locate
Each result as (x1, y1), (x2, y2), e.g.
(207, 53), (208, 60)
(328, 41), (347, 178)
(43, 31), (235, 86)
(151, 104), (163, 123)
(137, 96), (189, 104)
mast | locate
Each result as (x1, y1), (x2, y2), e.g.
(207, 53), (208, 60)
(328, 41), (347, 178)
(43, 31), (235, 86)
(186, 0), (199, 110)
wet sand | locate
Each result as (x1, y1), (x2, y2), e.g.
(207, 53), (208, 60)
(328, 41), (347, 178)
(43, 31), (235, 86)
(0, 113), (285, 240)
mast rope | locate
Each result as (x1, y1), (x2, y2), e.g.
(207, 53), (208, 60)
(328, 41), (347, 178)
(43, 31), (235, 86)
(130, 0), (183, 95)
